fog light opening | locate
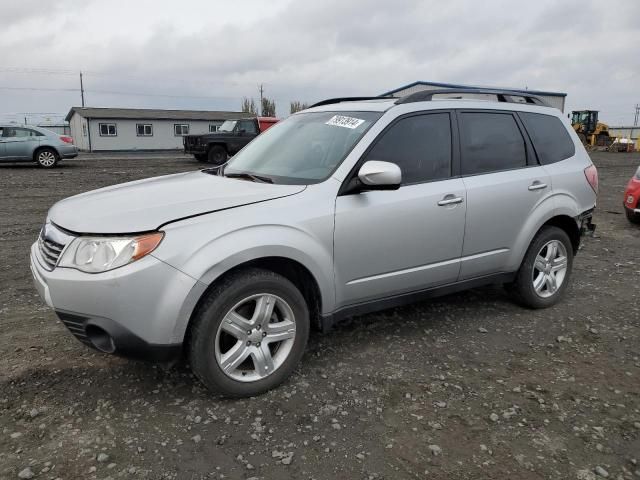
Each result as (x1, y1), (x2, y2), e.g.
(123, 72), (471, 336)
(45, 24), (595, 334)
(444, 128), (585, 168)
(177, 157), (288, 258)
(86, 325), (116, 353)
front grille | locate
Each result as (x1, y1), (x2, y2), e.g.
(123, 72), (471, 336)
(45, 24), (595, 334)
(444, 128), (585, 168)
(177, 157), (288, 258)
(38, 234), (64, 269)
(56, 312), (93, 347)
(37, 222), (73, 271)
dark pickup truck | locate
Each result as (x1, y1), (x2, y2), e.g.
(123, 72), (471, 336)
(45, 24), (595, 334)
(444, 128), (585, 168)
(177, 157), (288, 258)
(183, 117), (278, 164)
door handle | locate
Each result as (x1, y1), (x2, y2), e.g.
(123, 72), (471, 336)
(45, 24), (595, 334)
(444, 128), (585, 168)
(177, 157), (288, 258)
(438, 196), (464, 206)
(528, 182), (548, 191)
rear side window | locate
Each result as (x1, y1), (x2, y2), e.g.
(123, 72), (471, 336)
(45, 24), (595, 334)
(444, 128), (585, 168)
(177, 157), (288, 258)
(365, 113), (452, 184)
(459, 112), (526, 175)
(519, 112), (575, 164)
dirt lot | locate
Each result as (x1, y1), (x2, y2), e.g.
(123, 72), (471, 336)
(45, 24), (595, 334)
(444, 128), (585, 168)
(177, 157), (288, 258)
(1, 151), (639, 480)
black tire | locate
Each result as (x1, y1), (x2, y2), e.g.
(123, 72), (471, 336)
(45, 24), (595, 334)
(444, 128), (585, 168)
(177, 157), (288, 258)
(207, 145), (227, 165)
(507, 226), (574, 309)
(188, 268), (310, 397)
(626, 209), (640, 224)
(194, 154), (207, 163)
(35, 148), (59, 168)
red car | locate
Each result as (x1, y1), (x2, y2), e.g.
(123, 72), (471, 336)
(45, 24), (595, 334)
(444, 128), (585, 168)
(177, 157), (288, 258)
(624, 166), (640, 224)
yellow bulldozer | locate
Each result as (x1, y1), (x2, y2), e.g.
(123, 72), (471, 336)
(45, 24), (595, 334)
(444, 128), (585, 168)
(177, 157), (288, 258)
(570, 110), (612, 147)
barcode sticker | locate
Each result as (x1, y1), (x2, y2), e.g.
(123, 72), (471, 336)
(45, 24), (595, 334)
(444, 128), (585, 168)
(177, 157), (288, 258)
(325, 115), (365, 129)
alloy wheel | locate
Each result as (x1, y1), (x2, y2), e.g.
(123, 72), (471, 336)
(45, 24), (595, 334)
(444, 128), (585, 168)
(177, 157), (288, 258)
(38, 151), (56, 167)
(214, 293), (296, 382)
(532, 239), (568, 298)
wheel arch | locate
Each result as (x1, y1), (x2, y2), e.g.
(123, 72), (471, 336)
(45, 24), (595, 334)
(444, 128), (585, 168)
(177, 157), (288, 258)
(540, 215), (581, 254)
(182, 256), (324, 348)
(32, 144), (60, 161)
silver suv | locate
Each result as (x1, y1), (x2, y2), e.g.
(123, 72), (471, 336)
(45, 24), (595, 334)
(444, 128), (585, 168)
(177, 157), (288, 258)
(30, 89), (598, 397)
(0, 125), (78, 167)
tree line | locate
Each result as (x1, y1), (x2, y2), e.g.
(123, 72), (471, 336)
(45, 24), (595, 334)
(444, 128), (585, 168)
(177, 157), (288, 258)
(241, 97), (311, 117)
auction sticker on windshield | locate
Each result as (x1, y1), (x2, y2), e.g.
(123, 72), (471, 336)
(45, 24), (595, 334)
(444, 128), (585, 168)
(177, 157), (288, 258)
(325, 115), (365, 129)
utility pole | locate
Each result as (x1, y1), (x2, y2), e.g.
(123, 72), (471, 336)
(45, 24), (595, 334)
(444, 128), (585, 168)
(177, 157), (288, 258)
(634, 104), (639, 127)
(258, 84), (264, 115)
(80, 71), (85, 107)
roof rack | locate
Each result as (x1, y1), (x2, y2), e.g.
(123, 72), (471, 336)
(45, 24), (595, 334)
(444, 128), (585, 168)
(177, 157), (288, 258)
(395, 88), (550, 107)
(310, 96), (396, 108)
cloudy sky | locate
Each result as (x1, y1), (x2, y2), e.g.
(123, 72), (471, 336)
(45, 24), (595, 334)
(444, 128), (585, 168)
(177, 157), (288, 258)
(1, 0), (638, 125)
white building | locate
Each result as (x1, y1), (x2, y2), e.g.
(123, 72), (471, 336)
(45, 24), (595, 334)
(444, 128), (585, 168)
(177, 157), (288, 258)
(381, 81), (567, 112)
(65, 107), (254, 152)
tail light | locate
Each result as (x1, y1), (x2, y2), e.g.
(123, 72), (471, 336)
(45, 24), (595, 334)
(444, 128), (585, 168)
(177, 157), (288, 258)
(60, 136), (74, 144)
(584, 164), (598, 194)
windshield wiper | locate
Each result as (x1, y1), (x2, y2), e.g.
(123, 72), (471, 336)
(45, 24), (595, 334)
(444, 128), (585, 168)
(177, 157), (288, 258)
(225, 172), (273, 183)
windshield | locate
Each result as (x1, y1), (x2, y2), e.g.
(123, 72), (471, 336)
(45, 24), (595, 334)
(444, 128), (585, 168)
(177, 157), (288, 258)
(218, 120), (238, 132)
(223, 111), (382, 184)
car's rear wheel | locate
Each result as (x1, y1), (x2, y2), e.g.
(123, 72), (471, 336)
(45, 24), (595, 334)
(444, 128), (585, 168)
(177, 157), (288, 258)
(507, 226), (573, 309)
(36, 148), (58, 168)
(626, 208), (640, 224)
(207, 145), (227, 165)
(189, 268), (309, 397)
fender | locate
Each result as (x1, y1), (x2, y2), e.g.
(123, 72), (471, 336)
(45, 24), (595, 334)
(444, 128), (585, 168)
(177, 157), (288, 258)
(165, 224), (335, 342)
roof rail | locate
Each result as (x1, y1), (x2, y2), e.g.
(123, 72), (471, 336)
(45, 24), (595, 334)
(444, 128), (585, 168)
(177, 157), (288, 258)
(310, 96), (396, 108)
(395, 88), (550, 107)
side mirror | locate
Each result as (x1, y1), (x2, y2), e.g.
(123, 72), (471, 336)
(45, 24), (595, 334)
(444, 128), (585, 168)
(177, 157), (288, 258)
(239, 128), (246, 134)
(357, 161), (401, 190)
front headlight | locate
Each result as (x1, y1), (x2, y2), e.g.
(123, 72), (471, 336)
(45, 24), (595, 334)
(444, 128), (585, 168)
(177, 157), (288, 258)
(58, 232), (164, 273)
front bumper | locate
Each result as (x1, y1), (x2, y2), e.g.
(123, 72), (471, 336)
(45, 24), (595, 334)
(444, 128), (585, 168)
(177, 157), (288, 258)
(30, 242), (200, 362)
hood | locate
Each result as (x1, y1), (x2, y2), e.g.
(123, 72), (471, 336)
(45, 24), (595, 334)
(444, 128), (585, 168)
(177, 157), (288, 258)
(48, 171), (305, 234)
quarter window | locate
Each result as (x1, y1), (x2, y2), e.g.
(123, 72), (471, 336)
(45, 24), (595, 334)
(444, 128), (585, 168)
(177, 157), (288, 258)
(364, 113), (452, 184)
(174, 124), (189, 136)
(519, 112), (575, 164)
(459, 112), (526, 175)
(209, 124), (220, 133)
(136, 124), (153, 136)
(99, 123), (117, 136)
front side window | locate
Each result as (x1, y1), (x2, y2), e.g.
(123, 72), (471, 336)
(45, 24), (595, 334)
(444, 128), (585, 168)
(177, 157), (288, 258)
(99, 123), (117, 136)
(218, 120), (237, 132)
(519, 112), (575, 165)
(223, 111), (381, 185)
(238, 120), (258, 134)
(136, 124), (153, 136)
(209, 124), (220, 133)
(459, 112), (526, 175)
(174, 124), (189, 136)
(364, 113), (452, 184)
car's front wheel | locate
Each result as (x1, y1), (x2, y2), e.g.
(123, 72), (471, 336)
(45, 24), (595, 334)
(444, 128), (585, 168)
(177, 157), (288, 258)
(507, 226), (574, 309)
(189, 268), (310, 397)
(207, 145), (227, 165)
(35, 148), (58, 168)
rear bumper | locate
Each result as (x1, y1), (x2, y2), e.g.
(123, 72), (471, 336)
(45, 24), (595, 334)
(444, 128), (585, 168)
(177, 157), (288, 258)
(577, 209), (596, 236)
(58, 145), (78, 159)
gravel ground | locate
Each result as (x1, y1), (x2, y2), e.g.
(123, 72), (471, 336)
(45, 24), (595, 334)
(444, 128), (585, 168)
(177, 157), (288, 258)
(0, 151), (639, 480)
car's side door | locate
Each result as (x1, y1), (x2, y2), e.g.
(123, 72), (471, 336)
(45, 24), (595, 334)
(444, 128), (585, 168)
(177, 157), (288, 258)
(456, 110), (552, 279)
(237, 120), (258, 150)
(333, 111), (467, 308)
(3, 127), (40, 160)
